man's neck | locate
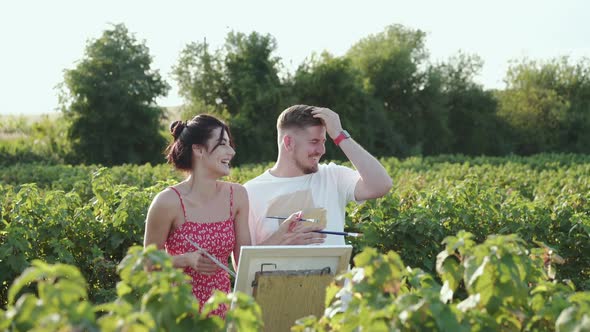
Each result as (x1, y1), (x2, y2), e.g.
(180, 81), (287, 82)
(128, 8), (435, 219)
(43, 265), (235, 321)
(269, 158), (306, 178)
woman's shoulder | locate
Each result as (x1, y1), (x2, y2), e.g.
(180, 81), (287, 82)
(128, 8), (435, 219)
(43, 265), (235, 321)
(152, 186), (182, 208)
(220, 181), (248, 201)
(219, 181), (246, 191)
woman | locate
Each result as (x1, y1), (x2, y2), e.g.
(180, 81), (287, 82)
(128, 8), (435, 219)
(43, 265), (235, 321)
(144, 114), (251, 318)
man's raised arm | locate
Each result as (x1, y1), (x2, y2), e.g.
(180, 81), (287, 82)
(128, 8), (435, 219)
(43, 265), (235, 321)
(311, 107), (393, 201)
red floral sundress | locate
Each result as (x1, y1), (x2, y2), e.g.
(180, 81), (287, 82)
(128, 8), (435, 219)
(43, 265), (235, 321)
(165, 186), (236, 318)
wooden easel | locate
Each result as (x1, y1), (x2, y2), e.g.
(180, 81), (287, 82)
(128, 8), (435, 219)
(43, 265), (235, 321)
(232, 245), (352, 332)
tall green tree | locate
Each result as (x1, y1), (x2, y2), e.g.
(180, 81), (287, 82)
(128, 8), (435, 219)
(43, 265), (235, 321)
(172, 40), (227, 120)
(438, 53), (510, 155)
(346, 24), (452, 155)
(289, 52), (400, 158)
(498, 57), (590, 154)
(222, 32), (285, 164)
(60, 24), (169, 165)
(173, 31), (284, 164)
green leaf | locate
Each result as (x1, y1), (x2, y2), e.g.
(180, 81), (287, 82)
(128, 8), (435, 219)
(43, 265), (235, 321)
(440, 281), (453, 304)
(555, 306), (590, 332)
(457, 293), (480, 312)
(466, 256), (488, 289)
(117, 282), (132, 297)
(8, 262), (45, 304)
(438, 253), (462, 292)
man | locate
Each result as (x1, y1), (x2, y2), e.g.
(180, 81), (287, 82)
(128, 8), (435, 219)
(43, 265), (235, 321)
(244, 105), (393, 245)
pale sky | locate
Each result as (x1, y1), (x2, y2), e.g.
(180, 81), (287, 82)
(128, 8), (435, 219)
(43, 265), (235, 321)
(1, 0), (588, 115)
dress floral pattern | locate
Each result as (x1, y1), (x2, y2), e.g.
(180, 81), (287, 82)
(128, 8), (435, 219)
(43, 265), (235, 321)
(165, 186), (236, 318)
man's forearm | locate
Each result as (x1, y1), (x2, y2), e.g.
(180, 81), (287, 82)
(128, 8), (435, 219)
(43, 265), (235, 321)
(337, 137), (393, 198)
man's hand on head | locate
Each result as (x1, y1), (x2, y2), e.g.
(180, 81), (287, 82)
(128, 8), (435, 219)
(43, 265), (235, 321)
(311, 107), (343, 139)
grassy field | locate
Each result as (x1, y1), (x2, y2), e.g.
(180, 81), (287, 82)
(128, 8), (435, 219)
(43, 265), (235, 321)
(0, 106), (183, 139)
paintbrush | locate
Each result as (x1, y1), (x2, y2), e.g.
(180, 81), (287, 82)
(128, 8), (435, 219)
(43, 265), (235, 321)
(313, 230), (363, 237)
(266, 216), (320, 223)
(266, 216), (361, 237)
(184, 236), (236, 278)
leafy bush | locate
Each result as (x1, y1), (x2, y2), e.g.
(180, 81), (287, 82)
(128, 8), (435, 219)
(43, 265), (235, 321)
(1, 154), (589, 329)
(0, 245), (262, 331)
(294, 232), (590, 331)
(347, 154), (590, 290)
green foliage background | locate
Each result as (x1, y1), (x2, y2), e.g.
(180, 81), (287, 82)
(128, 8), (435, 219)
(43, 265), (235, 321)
(1, 155), (589, 330)
(1, 155), (588, 304)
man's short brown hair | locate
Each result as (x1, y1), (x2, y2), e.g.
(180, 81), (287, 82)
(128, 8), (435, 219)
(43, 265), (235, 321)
(277, 104), (323, 133)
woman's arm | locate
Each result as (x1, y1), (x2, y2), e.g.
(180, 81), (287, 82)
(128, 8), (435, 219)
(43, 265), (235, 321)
(232, 184), (252, 270)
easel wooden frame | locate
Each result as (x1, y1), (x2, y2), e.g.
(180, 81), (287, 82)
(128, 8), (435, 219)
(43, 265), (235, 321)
(233, 245), (352, 331)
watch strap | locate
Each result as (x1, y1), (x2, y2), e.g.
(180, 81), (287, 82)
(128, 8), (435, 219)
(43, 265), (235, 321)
(333, 130), (350, 145)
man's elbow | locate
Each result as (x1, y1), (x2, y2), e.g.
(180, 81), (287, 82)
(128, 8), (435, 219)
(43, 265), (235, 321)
(376, 176), (393, 197)
(360, 177), (393, 200)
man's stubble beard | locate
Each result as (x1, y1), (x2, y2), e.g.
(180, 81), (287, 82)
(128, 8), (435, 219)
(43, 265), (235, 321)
(295, 156), (320, 174)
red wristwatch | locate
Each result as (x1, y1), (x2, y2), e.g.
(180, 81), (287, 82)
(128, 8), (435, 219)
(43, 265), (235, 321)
(333, 130), (351, 145)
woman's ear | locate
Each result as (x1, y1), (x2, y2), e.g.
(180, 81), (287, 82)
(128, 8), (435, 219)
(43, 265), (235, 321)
(192, 144), (205, 158)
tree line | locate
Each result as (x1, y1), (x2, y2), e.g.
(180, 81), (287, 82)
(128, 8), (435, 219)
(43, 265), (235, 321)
(58, 23), (590, 166)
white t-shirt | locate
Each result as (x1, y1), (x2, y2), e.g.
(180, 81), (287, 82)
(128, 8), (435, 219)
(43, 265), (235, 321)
(244, 162), (361, 246)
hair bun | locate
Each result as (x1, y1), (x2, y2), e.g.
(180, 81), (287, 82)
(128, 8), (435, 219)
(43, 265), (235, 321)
(170, 120), (186, 140)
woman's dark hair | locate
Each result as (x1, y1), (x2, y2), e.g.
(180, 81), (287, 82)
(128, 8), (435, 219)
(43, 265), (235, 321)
(165, 114), (234, 171)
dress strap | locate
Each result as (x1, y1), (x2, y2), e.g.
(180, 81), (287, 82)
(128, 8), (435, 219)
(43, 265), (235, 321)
(169, 187), (187, 222)
(229, 185), (234, 219)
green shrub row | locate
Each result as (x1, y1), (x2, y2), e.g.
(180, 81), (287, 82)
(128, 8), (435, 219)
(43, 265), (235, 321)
(0, 245), (262, 331)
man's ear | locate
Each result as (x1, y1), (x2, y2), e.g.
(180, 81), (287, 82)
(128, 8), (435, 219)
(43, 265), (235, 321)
(282, 134), (294, 152)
